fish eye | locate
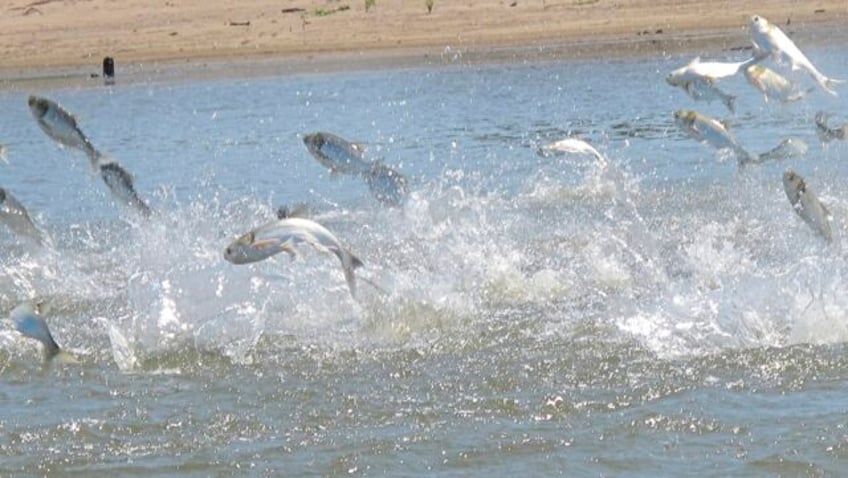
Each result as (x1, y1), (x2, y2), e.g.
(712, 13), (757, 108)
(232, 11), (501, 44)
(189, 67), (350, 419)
(225, 247), (232, 256)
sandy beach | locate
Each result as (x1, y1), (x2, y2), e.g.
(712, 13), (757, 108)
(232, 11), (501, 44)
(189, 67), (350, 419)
(1, 0), (847, 83)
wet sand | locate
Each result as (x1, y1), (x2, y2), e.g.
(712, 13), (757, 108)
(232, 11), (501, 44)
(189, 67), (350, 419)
(1, 0), (847, 86)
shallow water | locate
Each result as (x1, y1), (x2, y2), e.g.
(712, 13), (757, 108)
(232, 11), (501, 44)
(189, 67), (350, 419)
(1, 43), (848, 475)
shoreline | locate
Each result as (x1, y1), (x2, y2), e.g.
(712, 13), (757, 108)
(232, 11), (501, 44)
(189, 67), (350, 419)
(2, 2), (847, 90)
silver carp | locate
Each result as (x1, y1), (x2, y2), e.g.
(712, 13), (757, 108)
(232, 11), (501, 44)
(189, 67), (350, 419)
(0, 187), (43, 243)
(744, 64), (813, 103)
(673, 110), (754, 164)
(667, 55), (762, 82)
(750, 15), (844, 96)
(667, 77), (736, 113)
(224, 217), (363, 296)
(815, 112), (848, 143)
(783, 170), (832, 242)
(536, 137), (608, 166)
(303, 132), (372, 176)
(98, 156), (152, 217)
(10, 302), (77, 362)
(364, 162), (409, 207)
(28, 95), (100, 167)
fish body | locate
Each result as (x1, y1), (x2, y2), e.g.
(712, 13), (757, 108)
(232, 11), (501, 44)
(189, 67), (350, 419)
(754, 137), (809, 163)
(224, 217), (363, 296)
(667, 55), (762, 83)
(815, 112), (848, 142)
(671, 77), (736, 113)
(98, 157), (152, 217)
(537, 138), (608, 165)
(303, 132), (372, 176)
(673, 109), (754, 164)
(364, 162), (409, 207)
(10, 302), (76, 362)
(783, 170), (832, 241)
(750, 15), (844, 95)
(744, 64), (813, 103)
(27, 95), (99, 166)
(0, 187), (43, 243)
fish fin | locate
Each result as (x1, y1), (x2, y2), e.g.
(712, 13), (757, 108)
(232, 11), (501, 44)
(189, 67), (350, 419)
(351, 143), (368, 156)
(786, 88), (815, 103)
(280, 242), (298, 259)
(719, 119), (733, 130)
(688, 56), (701, 65)
(821, 202), (832, 219)
(725, 94), (736, 114)
(52, 350), (79, 364)
(0, 146), (7, 164)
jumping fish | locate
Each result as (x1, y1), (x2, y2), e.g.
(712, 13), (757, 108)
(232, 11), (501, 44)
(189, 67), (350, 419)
(364, 162), (409, 207)
(750, 15), (844, 95)
(783, 170), (832, 241)
(0, 187), (43, 243)
(753, 137), (809, 163)
(10, 302), (77, 362)
(667, 55), (763, 83)
(303, 132), (372, 176)
(98, 155), (152, 217)
(673, 110), (755, 164)
(744, 64), (814, 103)
(536, 137), (608, 166)
(224, 217), (363, 296)
(815, 112), (848, 143)
(666, 77), (736, 113)
(27, 95), (100, 167)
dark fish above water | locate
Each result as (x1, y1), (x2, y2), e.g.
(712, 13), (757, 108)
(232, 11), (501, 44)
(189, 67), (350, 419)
(815, 112), (848, 143)
(0, 187), (43, 243)
(10, 302), (77, 362)
(98, 156), (152, 217)
(365, 162), (409, 207)
(303, 131), (410, 206)
(27, 95), (100, 167)
(783, 169), (832, 242)
(303, 132), (372, 176)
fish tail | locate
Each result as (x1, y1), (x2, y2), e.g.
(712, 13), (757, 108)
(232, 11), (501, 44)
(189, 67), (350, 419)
(815, 73), (842, 96)
(341, 250), (363, 298)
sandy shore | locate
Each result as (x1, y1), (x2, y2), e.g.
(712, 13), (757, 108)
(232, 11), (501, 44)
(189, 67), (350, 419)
(1, 0), (847, 85)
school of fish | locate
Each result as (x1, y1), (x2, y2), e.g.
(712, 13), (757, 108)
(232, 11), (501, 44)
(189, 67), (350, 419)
(2, 13), (846, 363)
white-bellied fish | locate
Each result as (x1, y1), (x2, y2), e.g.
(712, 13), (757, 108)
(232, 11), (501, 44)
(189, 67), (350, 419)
(667, 55), (762, 83)
(224, 217), (363, 296)
(673, 110), (754, 164)
(783, 170), (832, 241)
(0, 187), (43, 244)
(744, 64), (813, 103)
(815, 112), (848, 143)
(28, 95), (100, 166)
(10, 302), (77, 362)
(754, 137), (809, 163)
(303, 132), (372, 176)
(536, 137), (608, 166)
(750, 15), (844, 95)
(98, 155), (152, 217)
(667, 77), (736, 113)
(365, 162), (409, 207)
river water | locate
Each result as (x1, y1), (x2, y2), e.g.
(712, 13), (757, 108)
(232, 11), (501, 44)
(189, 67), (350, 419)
(1, 42), (848, 476)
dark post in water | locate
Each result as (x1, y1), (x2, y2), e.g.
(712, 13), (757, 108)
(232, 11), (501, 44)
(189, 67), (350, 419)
(102, 56), (115, 85)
